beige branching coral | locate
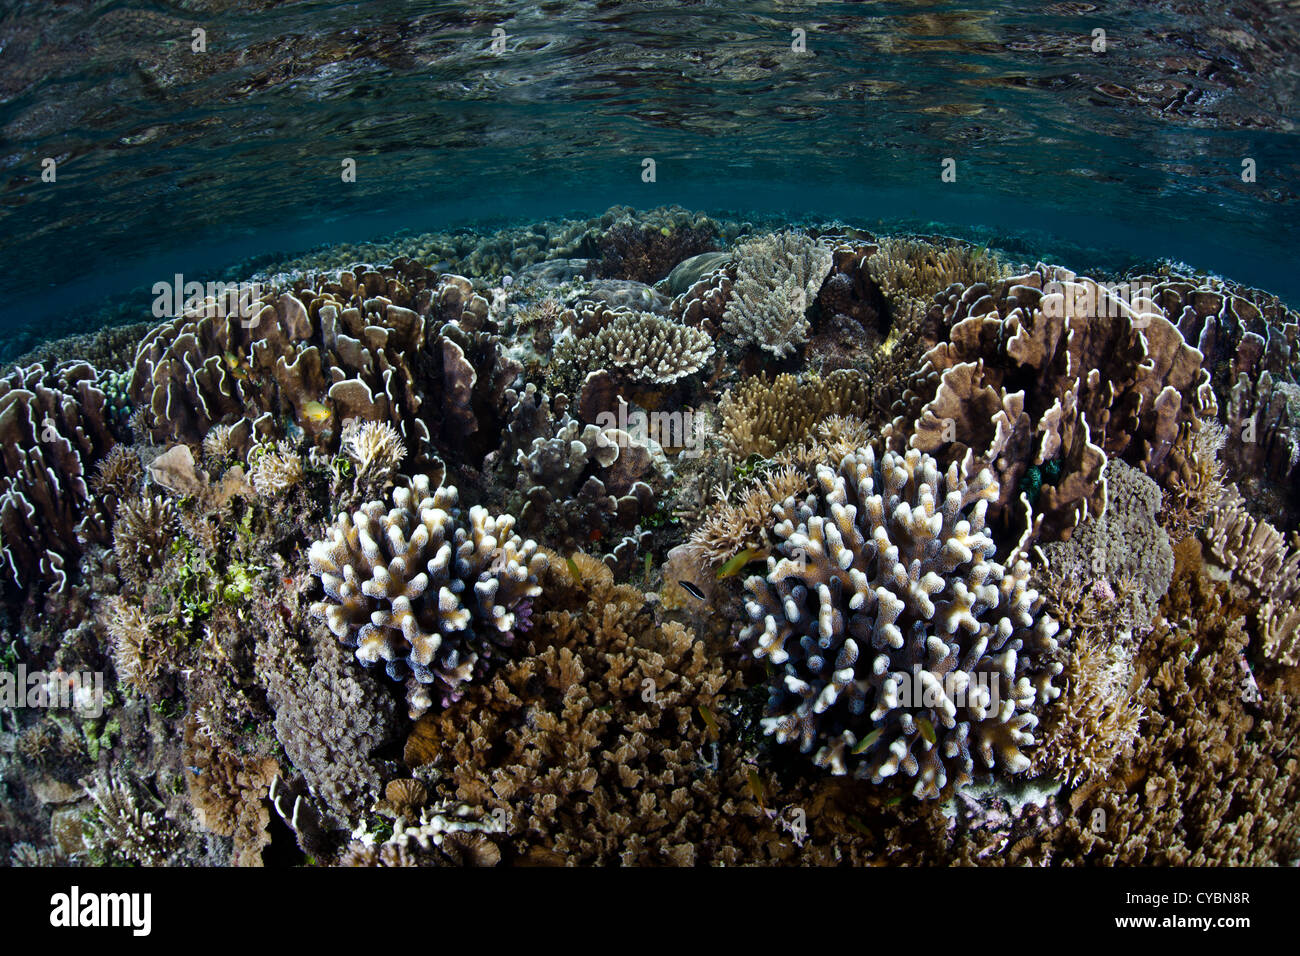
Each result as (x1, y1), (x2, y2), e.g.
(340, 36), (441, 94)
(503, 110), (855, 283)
(308, 475), (546, 717)
(247, 440), (303, 496)
(722, 232), (832, 357)
(555, 310), (714, 386)
(718, 370), (871, 460)
(741, 445), (1062, 798)
(1201, 496), (1300, 667)
(81, 769), (183, 866)
(867, 237), (1006, 302)
(340, 419), (406, 487)
(101, 596), (168, 693)
(113, 495), (181, 587)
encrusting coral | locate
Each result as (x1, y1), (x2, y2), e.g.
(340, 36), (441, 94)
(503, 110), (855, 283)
(741, 445), (1062, 798)
(308, 474), (547, 718)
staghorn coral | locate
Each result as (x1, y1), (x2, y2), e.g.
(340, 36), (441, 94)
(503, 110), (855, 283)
(0, 361), (115, 595)
(553, 310), (714, 388)
(1034, 459), (1174, 630)
(308, 475), (546, 718)
(866, 237), (1006, 303)
(718, 370), (872, 461)
(722, 232), (832, 358)
(740, 445), (1062, 799)
(1201, 496), (1300, 667)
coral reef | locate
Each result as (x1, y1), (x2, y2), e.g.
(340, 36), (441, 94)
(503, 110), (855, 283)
(741, 445), (1062, 798)
(4, 211), (1297, 870)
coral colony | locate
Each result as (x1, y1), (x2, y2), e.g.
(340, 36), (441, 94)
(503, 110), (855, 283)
(1, 205), (1298, 866)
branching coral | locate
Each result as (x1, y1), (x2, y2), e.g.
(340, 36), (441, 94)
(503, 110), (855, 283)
(340, 419), (407, 489)
(554, 310), (714, 387)
(721, 232), (832, 357)
(113, 494), (181, 587)
(866, 237), (1006, 303)
(741, 445), (1062, 798)
(308, 475), (546, 718)
(246, 440), (304, 496)
(718, 370), (871, 460)
(81, 769), (183, 866)
(1201, 496), (1300, 667)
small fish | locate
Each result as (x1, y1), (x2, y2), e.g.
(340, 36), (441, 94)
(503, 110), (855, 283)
(884, 795), (903, 807)
(698, 704), (720, 740)
(643, 551), (652, 586)
(222, 351), (250, 380)
(846, 816), (872, 836)
(851, 727), (883, 755)
(301, 400), (332, 424)
(916, 716), (937, 745)
(716, 547), (767, 580)
(678, 579), (706, 601)
(588, 527), (603, 543)
(565, 555), (582, 580)
(746, 768), (767, 807)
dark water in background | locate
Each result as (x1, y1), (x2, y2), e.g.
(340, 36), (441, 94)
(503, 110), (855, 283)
(1, 0), (1298, 339)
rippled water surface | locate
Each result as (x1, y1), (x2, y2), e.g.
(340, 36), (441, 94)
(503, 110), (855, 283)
(1, 0), (1298, 332)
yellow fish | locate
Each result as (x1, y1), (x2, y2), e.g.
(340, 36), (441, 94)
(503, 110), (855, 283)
(715, 547), (767, 581)
(301, 401), (332, 424)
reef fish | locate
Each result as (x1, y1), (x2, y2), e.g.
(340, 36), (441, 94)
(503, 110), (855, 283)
(301, 401), (332, 424)
(715, 547), (767, 580)
(677, 580), (706, 601)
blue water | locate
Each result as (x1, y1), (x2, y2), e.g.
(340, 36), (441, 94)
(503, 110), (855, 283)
(1, 0), (1298, 340)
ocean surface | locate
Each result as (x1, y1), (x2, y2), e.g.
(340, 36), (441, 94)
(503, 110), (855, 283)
(1, 0), (1298, 341)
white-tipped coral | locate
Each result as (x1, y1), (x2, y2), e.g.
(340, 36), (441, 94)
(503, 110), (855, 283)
(740, 445), (1062, 799)
(308, 474), (547, 718)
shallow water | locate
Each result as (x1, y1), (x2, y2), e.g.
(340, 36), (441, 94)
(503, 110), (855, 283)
(2, 0), (1298, 335)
